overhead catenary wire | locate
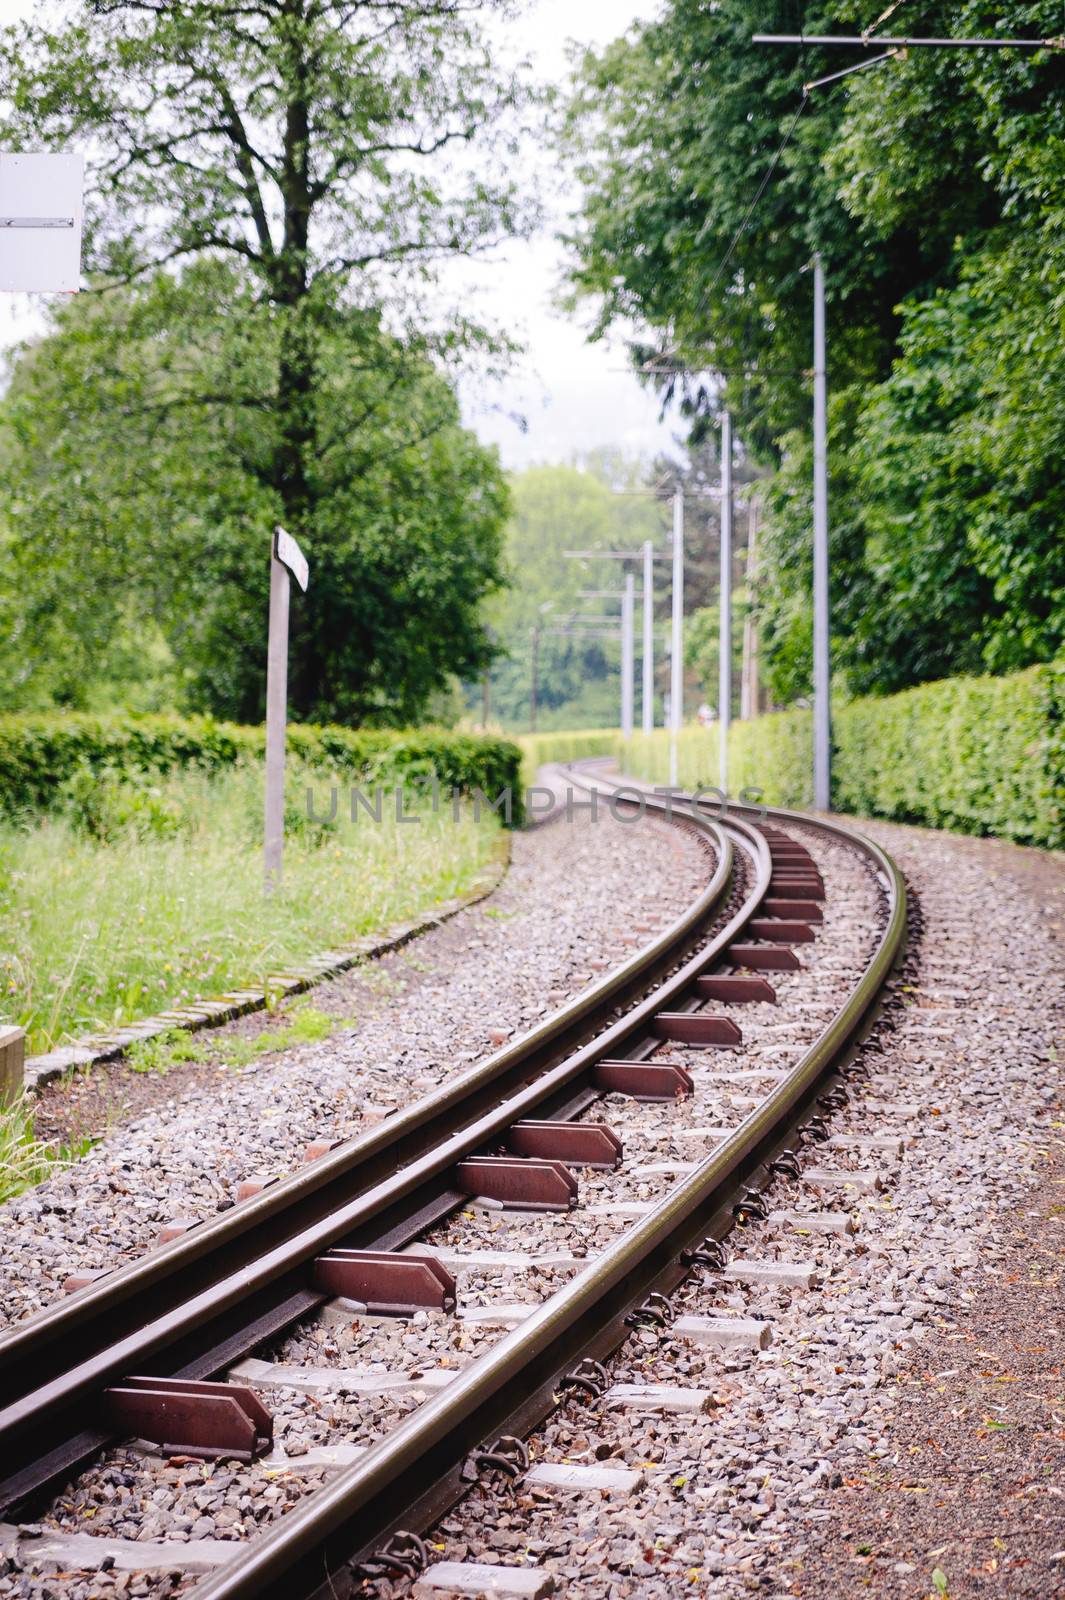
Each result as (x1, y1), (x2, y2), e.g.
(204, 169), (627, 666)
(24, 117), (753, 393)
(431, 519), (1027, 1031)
(753, 32), (1064, 48)
(804, 49), (897, 91)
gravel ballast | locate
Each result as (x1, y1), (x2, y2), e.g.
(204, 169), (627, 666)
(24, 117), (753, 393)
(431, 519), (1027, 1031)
(1, 812), (1062, 1600)
(375, 819), (1064, 1600)
(0, 806), (711, 1329)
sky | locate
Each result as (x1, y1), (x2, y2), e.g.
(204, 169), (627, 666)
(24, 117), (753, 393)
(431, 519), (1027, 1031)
(0, 0), (679, 471)
(457, 0), (678, 469)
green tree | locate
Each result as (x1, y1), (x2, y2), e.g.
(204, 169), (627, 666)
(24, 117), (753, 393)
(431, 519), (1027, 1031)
(1, 266), (509, 722)
(0, 0), (531, 720)
(481, 459), (670, 731)
(564, 0), (1065, 701)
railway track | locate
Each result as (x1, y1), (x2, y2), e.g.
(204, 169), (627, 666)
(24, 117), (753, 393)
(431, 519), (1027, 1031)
(0, 769), (906, 1599)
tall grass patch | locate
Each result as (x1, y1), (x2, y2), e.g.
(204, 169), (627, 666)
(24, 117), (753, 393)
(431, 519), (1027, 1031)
(0, 763), (502, 1055)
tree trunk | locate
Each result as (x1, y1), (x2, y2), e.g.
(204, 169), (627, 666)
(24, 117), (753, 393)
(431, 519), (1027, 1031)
(271, 0), (320, 718)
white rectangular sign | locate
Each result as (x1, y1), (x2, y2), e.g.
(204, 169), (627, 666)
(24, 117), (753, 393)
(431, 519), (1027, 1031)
(275, 525), (309, 592)
(0, 152), (84, 293)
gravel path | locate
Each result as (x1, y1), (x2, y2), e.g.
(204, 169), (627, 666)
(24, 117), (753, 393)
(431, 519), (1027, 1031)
(0, 807), (711, 1330)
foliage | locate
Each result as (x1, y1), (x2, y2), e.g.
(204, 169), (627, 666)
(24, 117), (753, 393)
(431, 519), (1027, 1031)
(125, 1004), (342, 1075)
(565, 0), (1065, 700)
(0, 1096), (74, 1204)
(832, 664), (1063, 844)
(517, 728), (621, 793)
(0, 0), (531, 721)
(0, 712), (524, 822)
(619, 663), (1065, 847)
(0, 762), (506, 1054)
(0, 269), (510, 724)
(481, 457), (669, 732)
(485, 448), (757, 733)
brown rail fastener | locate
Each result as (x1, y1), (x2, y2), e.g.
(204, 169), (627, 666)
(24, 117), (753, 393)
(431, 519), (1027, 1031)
(155, 1220), (198, 1246)
(728, 945), (802, 972)
(303, 1139), (344, 1163)
(651, 1014), (743, 1046)
(696, 975), (777, 1004)
(312, 1250), (457, 1313)
(102, 1376), (272, 1461)
(746, 920), (816, 944)
(767, 880), (826, 902)
(594, 1060), (694, 1100)
(507, 1121), (622, 1169)
(455, 1156), (578, 1211)
(62, 1269), (109, 1296)
(762, 899), (823, 921)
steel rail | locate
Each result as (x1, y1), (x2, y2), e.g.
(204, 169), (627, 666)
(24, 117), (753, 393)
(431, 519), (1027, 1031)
(191, 784), (905, 1600)
(0, 793), (766, 1513)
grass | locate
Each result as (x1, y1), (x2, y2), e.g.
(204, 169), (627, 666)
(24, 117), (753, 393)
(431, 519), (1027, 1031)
(0, 1095), (95, 1203)
(0, 762), (503, 1056)
(125, 1004), (351, 1075)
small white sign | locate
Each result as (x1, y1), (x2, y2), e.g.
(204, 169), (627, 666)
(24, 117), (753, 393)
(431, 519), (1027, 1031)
(275, 525), (309, 592)
(0, 152), (84, 293)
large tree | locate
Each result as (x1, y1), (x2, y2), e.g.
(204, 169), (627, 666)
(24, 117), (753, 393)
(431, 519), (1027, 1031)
(565, 1), (1065, 700)
(0, 0), (531, 719)
(1, 268), (510, 721)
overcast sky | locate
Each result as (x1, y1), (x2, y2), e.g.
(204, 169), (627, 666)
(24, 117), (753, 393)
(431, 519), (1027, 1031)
(0, 0), (678, 471)
(460, 0), (678, 469)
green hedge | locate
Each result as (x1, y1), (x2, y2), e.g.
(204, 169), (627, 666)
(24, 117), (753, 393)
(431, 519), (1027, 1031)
(517, 729), (621, 793)
(0, 713), (524, 824)
(832, 664), (1063, 846)
(615, 662), (1064, 849)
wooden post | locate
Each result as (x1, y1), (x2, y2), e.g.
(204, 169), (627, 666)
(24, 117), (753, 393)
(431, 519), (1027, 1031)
(0, 1026), (25, 1105)
(263, 527), (309, 894)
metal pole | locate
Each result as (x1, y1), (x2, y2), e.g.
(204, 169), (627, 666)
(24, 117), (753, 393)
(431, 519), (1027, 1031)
(621, 570), (635, 740)
(719, 413), (733, 794)
(263, 544), (291, 894)
(530, 626), (539, 734)
(813, 253), (831, 811)
(642, 540), (654, 733)
(741, 496), (760, 720)
(670, 488), (684, 785)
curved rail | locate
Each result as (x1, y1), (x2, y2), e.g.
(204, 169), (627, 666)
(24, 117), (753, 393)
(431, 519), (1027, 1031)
(191, 777), (905, 1600)
(0, 790), (761, 1512)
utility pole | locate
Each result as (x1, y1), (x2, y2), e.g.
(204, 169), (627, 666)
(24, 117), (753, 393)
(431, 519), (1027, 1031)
(642, 539), (654, 733)
(670, 488), (684, 785)
(565, 549), (671, 740)
(719, 414), (733, 794)
(529, 625), (539, 733)
(621, 571), (635, 739)
(741, 495), (761, 720)
(812, 253), (830, 812)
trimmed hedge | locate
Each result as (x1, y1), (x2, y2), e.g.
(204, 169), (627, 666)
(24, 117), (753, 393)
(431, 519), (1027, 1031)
(832, 665), (1063, 846)
(615, 662), (1064, 849)
(0, 713), (524, 824)
(517, 729), (621, 793)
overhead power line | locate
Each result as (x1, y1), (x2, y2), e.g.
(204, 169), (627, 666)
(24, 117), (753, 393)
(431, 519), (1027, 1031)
(753, 33), (1064, 49)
